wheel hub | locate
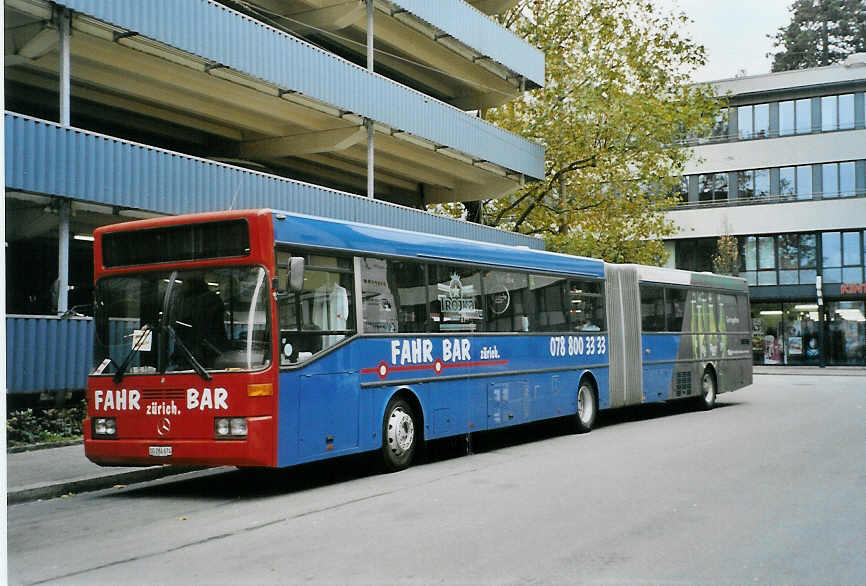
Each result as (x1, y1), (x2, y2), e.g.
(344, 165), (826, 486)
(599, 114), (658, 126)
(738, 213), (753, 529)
(388, 407), (414, 456)
(578, 386), (593, 424)
(703, 373), (715, 404)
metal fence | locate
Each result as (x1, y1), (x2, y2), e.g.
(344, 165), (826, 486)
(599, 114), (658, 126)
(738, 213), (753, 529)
(6, 316), (94, 394)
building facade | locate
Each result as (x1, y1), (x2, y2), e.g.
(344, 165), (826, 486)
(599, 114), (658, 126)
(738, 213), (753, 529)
(4, 0), (545, 396)
(664, 56), (866, 366)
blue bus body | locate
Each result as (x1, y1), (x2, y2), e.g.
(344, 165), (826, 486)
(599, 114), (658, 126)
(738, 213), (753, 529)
(271, 212), (752, 468)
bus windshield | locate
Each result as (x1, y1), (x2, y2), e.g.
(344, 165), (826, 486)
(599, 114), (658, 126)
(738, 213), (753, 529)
(92, 266), (270, 378)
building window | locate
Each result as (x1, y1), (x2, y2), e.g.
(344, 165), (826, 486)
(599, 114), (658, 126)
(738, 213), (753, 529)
(779, 101), (795, 136)
(842, 232), (863, 282)
(710, 109), (729, 141)
(796, 165), (813, 200)
(796, 98), (811, 134)
(821, 95), (837, 132)
(839, 161), (856, 197)
(779, 167), (795, 196)
(754, 103), (770, 138)
(738, 105), (753, 139)
(778, 234), (799, 284)
(839, 94), (855, 130)
(822, 163), (839, 198)
(738, 170), (754, 198)
(699, 173), (727, 202)
(822, 161), (858, 198)
(822, 232), (842, 282)
(672, 176), (689, 202)
(754, 168), (770, 197)
(799, 234), (817, 284)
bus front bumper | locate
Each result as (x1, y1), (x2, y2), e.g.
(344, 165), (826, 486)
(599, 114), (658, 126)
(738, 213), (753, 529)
(84, 415), (275, 468)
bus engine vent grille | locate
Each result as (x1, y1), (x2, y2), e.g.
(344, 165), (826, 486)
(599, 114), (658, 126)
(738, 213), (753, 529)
(676, 371), (691, 397)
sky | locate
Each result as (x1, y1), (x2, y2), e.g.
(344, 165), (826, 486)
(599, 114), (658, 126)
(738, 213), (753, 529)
(659, 0), (796, 82)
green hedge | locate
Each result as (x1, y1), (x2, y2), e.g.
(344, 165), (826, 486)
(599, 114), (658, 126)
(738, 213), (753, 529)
(7, 400), (87, 446)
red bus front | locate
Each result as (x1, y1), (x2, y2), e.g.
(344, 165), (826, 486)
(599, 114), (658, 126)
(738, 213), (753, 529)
(84, 210), (279, 468)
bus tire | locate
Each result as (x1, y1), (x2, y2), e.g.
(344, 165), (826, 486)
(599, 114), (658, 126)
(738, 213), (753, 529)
(572, 380), (598, 434)
(696, 368), (717, 411)
(381, 397), (417, 472)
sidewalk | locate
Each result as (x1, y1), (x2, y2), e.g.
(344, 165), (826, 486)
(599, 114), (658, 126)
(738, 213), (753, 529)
(754, 365), (866, 376)
(6, 443), (204, 505)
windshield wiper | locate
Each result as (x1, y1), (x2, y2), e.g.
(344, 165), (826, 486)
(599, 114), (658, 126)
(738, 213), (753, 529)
(165, 323), (212, 381)
(113, 323), (154, 384)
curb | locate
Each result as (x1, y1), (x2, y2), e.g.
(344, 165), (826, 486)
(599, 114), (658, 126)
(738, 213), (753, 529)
(7, 466), (206, 505)
(754, 368), (866, 376)
(8, 439), (84, 454)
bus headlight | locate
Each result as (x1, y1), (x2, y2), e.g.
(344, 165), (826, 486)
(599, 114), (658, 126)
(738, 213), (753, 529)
(230, 418), (248, 436)
(93, 417), (117, 438)
(215, 417), (247, 438)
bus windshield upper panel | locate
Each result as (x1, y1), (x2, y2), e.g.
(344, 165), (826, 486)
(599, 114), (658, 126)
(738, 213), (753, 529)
(92, 266), (270, 377)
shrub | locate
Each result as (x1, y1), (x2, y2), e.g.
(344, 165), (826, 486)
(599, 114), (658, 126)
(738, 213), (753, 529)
(6, 400), (87, 446)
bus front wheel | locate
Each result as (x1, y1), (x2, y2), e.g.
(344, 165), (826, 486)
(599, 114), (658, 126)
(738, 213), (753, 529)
(381, 397), (417, 472)
(572, 381), (597, 434)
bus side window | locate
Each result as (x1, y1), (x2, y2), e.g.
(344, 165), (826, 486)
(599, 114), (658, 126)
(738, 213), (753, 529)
(360, 257), (398, 334)
(666, 288), (687, 332)
(640, 285), (665, 332)
(569, 279), (605, 331)
(429, 264), (485, 333)
(276, 250), (355, 365)
(483, 270), (530, 332)
(389, 260), (428, 333)
(531, 274), (567, 332)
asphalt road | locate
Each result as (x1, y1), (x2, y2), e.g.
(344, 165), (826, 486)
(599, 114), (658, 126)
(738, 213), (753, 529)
(7, 374), (865, 585)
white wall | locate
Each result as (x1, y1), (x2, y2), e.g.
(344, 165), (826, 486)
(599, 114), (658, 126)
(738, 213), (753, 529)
(665, 198), (866, 239)
(684, 129), (866, 175)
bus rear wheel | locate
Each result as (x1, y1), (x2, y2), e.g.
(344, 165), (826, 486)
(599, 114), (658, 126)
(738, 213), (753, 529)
(696, 368), (717, 411)
(381, 397), (417, 472)
(572, 381), (597, 434)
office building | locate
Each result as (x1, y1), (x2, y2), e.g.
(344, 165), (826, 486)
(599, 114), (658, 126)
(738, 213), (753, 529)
(665, 56), (866, 366)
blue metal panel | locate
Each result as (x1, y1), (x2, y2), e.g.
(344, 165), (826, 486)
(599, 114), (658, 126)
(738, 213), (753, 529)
(277, 334), (609, 467)
(6, 316), (94, 393)
(389, 0), (544, 87)
(55, 0), (545, 179)
(271, 211), (605, 277)
(5, 113), (544, 250)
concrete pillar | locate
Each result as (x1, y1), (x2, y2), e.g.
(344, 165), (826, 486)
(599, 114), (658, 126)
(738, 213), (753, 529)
(57, 200), (70, 315)
(59, 8), (71, 127)
(365, 0), (374, 199)
(58, 8), (72, 315)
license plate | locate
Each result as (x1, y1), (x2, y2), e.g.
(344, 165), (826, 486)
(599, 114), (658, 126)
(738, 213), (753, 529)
(148, 446), (172, 457)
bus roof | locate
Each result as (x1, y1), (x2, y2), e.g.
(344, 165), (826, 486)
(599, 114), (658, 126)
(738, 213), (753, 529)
(271, 210), (606, 278)
(634, 264), (749, 293)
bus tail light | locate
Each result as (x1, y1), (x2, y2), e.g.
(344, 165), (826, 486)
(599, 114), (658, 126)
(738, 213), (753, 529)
(247, 383), (273, 397)
(215, 417), (247, 438)
(93, 417), (117, 438)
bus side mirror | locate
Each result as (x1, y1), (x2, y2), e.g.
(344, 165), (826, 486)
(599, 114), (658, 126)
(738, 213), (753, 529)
(282, 256), (305, 293)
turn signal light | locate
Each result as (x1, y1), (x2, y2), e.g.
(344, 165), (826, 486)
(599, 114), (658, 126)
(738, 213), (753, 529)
(247, 383), (273, 397)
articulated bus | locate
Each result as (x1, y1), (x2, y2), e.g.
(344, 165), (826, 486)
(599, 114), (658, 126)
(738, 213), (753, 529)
(85, 209), (752, 471)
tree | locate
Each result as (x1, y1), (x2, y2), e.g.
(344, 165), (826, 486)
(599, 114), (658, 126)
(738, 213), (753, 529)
(769, 0), (866, 72)
(712, 233), (740, 276)
(440, 0), (720, 265)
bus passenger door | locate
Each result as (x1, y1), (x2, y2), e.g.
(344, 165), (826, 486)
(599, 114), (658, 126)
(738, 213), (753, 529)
(298, 371), (360, 459)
